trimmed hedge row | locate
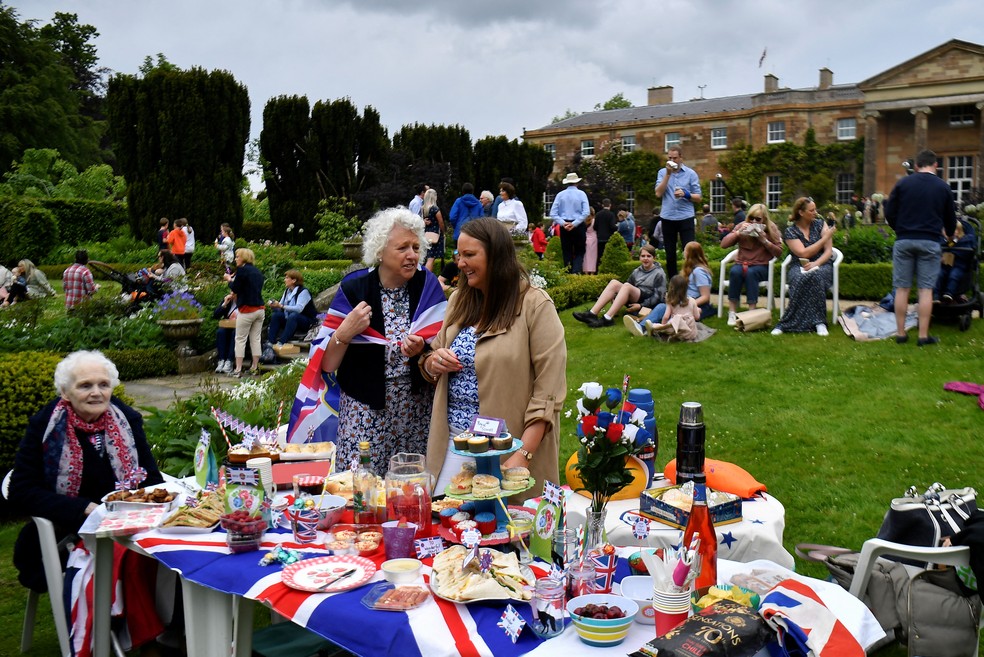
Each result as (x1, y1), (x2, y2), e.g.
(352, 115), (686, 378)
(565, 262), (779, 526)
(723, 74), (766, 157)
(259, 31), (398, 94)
(40, 199), (127, 246)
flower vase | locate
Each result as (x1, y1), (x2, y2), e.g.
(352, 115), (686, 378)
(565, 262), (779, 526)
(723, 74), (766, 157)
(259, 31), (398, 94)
(584, 507), (614, 593)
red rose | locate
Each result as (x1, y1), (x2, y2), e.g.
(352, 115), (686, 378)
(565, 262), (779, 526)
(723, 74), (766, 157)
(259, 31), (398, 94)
(581, 415), (598, 436)
(606, 423), (624, 443)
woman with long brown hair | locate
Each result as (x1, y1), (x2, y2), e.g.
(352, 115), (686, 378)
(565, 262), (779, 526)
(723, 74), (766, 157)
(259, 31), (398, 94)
(421, 218), (567, 500)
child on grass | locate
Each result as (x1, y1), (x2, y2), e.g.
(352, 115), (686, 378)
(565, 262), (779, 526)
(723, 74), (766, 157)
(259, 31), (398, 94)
(646, 274), (700, 342)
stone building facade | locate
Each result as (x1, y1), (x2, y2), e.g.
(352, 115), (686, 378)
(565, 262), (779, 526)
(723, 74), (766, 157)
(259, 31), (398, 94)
(523, 39), (984, 216)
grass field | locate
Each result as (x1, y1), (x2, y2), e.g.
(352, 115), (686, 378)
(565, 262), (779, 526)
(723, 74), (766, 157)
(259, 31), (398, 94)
(2, 298), (981, 655)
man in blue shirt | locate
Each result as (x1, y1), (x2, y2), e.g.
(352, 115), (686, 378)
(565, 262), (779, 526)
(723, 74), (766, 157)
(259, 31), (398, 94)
(884, 149), (956, 346)
(408, 183), (427, 217)
(449, 182), (485, 242)
(654, 147), (701, 277)
(550, 172), (590, 273)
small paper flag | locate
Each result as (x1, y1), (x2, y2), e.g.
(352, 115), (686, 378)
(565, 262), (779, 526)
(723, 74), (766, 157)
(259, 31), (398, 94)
(497, 604), (526, 644)
(542, 480), (563, 506)
(414, 536), (444, 559)
(632, 517), (651, 540)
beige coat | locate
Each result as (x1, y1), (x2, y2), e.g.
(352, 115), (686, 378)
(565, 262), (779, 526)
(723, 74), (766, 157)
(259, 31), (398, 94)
(424, 286), (567, 500)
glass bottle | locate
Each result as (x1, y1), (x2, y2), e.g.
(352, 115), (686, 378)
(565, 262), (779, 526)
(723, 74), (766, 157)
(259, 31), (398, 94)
(352, 441), (379, 524)
(675, 401), (706, 485)
(682, 473), (717, 590)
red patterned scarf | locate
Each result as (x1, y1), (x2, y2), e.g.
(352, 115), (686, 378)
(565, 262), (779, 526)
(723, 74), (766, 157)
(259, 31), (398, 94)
(42, 399), (140, 497)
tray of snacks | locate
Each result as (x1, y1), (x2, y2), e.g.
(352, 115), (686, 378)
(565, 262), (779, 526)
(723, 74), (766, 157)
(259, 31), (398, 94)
(279, 442), (336, 461)
(158, 490), (224, 533)
(226, 444), (281, 463)
(431, 497), (464, 518)
(324, 524), (384, 556)
(429, 545), (534, 603)
(361, 582), (430, 611)
(102, 486), (181, 513)
(449, 432), (519, 456)
(437, 505), (533, 546)
(443, 472), (535, 501)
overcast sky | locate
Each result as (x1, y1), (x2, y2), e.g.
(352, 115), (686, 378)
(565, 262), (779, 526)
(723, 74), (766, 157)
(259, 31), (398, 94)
(16, 0), (984, 165)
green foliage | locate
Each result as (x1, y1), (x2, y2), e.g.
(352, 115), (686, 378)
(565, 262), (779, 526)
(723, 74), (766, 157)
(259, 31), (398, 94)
(594, 93), (633, 111)
(394, 123), (474, 200)
(315, 197), (361, 244)
(546, 233), (563, 261)
(242, 222), (274, 243)
(242, 193), (271, 224)
(40, 198), (126, 245)
(0, 351), (62, 473)
(606, 150), (661, 208)
(545, 275), (611, 310)
(0, 149), (124, 200)
(261, 95), (321, 240)
(719, 137), (864, 205)
(297, 241), (342, 261)
(105, 348), (178, 380)
(834, 225), (895, 264)
(106, 66), (250, 242)
(472, 136), (555, 221)
(0, 196), (60, 264)
(0, 7), (104, 175)
(300, 269), (344, 297)
(142, 361), (306, 475)
(837, 263), (895, 299)
(598, 232), (631, 275)
(0, 304), (165, 354)
(551, 109), (579, 124)
(47, 234), (158, 266)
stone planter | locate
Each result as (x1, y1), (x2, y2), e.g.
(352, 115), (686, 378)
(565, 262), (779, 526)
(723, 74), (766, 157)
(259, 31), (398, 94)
(342, 240), (363, 263)
(157, 318), (203, 357)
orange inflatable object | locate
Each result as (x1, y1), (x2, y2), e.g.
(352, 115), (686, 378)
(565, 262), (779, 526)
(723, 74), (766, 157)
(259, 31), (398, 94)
(565, 453), (650, 501)
(664, 458), (766, 498)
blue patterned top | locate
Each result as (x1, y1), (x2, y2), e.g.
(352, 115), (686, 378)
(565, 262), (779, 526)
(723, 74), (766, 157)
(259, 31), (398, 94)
(447, 327), (480, 429)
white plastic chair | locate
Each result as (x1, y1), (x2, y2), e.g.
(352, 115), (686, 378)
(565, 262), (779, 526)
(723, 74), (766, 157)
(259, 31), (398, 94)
(848, 537), (981, 656)
(3, 470), (126, 657)
(778, 247), (844, 323)
(717, 249), (776, 317)
(3, 470), (72, 656)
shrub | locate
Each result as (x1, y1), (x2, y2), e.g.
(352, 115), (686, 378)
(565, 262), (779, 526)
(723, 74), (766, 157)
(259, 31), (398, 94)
(301, 269), (344, 297)
(40, 199), (126, 246)
(0, 197), (60, 264)
(599, 233), (631, 275)
(546, 234), (563, 262)
(106, 348), (178, 380)
(0, 352), (62, 474)
(242, 221), (274, 243)
(834, 226), (895, 264)
(546, 274), (611, 310)
(315, 197), (361, 244)
(296, 241), (339, 261)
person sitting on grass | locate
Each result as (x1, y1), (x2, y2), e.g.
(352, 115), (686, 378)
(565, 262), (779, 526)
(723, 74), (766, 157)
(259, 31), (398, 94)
(624, 241), (714, 336)
(572, 244), (665, 328)
(645, 274), (701, 342)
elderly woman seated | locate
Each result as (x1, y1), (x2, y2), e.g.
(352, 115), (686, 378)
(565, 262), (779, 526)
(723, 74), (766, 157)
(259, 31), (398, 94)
(572, 244), (666, 327)
(9, 350), (167, 650)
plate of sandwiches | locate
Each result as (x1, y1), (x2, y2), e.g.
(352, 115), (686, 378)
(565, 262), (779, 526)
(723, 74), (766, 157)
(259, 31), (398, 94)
(429, 545), (535, 603)
(445, 464), (533, 500)
(278, 442), (336, 461)
(158, 490), (224, 533)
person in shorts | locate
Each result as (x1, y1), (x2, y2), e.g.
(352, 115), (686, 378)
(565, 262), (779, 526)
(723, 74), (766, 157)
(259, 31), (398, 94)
(884, 149), (956, 346)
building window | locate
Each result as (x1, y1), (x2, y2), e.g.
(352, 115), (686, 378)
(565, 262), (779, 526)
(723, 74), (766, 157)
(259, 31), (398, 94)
(836, 118), (856, 140)
(621, 135), (636, 153)
(624, 185), (635, 214)
(949, 105), (975, 127)
(767, 121), (786, 144)
(947, 155), (974, 205)
(709, 179), (727, 213)
(836, 173), (855, 204)
(664, 132), (681, 151)
(543, 191), (555, 213)
(766, 175), (782, 209)
(580, 140), (594, 158)
(711, 128), (727, 149)
(543, 143), (555, 160)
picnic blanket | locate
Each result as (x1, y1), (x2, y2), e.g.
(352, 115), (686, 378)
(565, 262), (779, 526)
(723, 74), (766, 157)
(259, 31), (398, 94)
(837, 304), (916, 341)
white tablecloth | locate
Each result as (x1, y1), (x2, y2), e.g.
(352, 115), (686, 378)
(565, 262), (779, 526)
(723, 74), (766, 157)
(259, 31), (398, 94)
(565, 490), (795, 570)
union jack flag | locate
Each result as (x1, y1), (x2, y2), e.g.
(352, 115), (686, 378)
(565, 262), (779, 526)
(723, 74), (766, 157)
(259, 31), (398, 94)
(286, 267), (446, 444)
(590, 552), (617, 594)
(760, 579), (865, 657)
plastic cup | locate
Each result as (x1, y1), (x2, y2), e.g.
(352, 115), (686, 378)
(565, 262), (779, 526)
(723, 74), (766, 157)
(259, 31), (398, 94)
(382, 520), (418, 560)
(652, 586), (692, 637)
(288, 508), (320, 544)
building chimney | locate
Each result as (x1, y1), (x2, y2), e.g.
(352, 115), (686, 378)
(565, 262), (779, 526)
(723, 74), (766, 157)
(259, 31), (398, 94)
(764, 74), (778, 93)
(647, 85), (673, 106)
(819, 67), (833, 90)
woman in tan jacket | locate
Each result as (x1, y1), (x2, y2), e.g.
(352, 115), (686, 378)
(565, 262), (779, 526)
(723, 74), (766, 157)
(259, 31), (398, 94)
(421, 218), (567, 500)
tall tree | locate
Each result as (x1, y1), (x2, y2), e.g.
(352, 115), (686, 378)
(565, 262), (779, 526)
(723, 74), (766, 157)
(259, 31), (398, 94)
(473, 136), (554, 221)
(106, 66), (250, 241)
(260, 95), (320, 242)
(0, 6), (102, 174)
(393, 123), (473, 202)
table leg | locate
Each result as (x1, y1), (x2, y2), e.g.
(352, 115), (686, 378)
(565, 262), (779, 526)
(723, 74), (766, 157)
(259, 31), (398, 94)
(182, 578), (245, 657)
(92, 535), (114, 657)
(232, 596), (255, 657)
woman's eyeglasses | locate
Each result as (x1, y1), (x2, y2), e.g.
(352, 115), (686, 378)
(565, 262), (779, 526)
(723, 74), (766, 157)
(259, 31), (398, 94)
(747, 216), (764, 223)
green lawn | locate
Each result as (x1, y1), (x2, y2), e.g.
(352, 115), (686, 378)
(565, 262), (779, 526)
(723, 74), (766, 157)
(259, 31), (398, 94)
(2, 302), (981, 655)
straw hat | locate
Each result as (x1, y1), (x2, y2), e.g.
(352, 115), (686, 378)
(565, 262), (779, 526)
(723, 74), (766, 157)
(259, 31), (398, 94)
(561, 173), (582, 185)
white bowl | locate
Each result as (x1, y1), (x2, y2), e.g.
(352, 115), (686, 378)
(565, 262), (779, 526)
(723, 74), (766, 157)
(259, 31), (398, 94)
(618, 576), (656, 624)
(381, 558), (422, 585)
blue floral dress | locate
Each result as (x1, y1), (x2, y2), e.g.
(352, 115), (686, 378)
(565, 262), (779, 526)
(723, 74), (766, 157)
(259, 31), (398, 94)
(777, 219), (833, 332)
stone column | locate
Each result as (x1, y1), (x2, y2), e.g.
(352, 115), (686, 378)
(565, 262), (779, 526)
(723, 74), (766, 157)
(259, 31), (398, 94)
(910, 106), (932, 153)
(977, 101), (984, 193)
(862, 110), (881, 197)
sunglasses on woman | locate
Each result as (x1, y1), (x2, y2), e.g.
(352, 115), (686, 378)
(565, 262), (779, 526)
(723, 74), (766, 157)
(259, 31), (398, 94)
(747, 216), (764, 223)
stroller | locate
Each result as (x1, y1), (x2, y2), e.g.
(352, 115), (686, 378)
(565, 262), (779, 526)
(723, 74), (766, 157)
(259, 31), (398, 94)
(932, 215), (983, 331)
(88, 260), (167, 310)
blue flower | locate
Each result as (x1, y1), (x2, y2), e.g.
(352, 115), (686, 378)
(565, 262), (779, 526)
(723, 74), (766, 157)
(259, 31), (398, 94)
(605, 387), (622, 410)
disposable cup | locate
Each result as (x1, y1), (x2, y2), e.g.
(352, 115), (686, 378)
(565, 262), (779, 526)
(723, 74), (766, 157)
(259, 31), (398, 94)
(652, 586), (692, 637)
(288, 508), (320, 544)
(382, 520), (418, 560)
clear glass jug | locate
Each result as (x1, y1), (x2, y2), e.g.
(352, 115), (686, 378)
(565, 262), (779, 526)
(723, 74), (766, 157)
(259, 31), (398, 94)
(384, 453), (432, 539)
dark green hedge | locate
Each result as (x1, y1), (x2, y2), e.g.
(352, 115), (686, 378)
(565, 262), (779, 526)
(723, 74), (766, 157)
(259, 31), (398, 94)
(105, 347), (179, 380)
(0, 197), (59, 265)
(40, 198), (127, 247)
(242, 221), (274, 243)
